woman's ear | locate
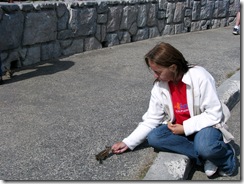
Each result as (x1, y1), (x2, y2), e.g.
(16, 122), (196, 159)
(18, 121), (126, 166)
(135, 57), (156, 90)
(169, 64), (177, 72)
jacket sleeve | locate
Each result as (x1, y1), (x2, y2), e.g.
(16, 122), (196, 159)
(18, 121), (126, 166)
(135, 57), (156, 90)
(123, 83), (165, 150)
(183, 68), (223, 136)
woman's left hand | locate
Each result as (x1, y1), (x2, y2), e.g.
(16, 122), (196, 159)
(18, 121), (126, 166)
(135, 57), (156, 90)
(167, 123), (185, 135)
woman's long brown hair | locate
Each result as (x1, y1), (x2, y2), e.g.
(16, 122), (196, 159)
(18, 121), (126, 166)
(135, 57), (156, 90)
(144, 42), (192, 82)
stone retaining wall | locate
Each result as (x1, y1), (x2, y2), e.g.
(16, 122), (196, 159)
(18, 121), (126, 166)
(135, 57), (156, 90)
(0, 0), (238, 70)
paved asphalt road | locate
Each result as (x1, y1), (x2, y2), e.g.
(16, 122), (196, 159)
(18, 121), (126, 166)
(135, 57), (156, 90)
(0, 26), (240, 181)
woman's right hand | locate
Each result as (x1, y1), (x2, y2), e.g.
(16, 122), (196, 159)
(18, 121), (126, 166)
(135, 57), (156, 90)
(112, 142), (129, 154)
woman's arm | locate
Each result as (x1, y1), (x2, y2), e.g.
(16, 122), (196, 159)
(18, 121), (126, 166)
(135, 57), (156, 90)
(113, 83), (165, 152)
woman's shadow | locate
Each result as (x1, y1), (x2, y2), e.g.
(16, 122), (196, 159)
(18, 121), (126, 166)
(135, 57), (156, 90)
(2, 59), (75, 84)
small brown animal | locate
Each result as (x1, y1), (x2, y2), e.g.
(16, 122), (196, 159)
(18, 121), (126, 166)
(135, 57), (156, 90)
(95, 146), (112, 164)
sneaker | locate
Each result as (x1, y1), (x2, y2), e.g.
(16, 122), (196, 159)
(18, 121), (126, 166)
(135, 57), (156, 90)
(218, 143), (236, 177)
(233, 27), (239, 35)
(218, 170), (230, 177)
(204, 160), (218, 177)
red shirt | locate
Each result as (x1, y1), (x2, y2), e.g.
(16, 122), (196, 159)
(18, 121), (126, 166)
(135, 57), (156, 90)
(168, 80), (190, 125)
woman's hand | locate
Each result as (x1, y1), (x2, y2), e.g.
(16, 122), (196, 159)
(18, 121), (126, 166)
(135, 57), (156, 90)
(167, 123), (185, 135)
(112, 142), (129, 154)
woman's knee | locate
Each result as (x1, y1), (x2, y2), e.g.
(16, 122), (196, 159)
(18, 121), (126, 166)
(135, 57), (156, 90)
(194, 127), (223, 158)
(147, 129), (160, 147)
(147, 125), (169, 147)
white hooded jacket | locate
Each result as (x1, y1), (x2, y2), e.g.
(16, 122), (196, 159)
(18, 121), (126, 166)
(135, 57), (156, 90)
(123, 66), (233, 150)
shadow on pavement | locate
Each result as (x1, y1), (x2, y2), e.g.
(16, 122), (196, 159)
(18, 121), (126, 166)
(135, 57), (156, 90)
(2, 59), (75, 85)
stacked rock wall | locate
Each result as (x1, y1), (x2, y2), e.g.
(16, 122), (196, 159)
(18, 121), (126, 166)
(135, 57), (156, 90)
(0, 0), (238, 69)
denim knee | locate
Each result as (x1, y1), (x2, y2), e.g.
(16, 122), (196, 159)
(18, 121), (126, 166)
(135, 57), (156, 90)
(147, 125), (169, 148)
(194, 127), (223, 159)
(147, 129), (159, 148)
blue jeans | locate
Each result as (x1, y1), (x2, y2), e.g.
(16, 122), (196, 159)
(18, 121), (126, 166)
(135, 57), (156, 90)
(147, 124), (236, 175)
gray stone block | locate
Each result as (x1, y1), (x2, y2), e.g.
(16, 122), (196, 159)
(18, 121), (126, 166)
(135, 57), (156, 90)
(0, 11), (24, 50)
(23, 11), (57, 46)
(217, 71), (240, 111)
(107, 6), (123, 32)
(144, 152), (191, 180)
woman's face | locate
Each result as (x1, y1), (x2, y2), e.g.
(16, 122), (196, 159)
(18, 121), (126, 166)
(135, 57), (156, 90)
(149, 60), (174, 82)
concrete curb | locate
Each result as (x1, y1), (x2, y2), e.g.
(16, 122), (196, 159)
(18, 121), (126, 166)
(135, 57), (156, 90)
(217, 71), (240, 111)
(143, 70), (240, 180)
